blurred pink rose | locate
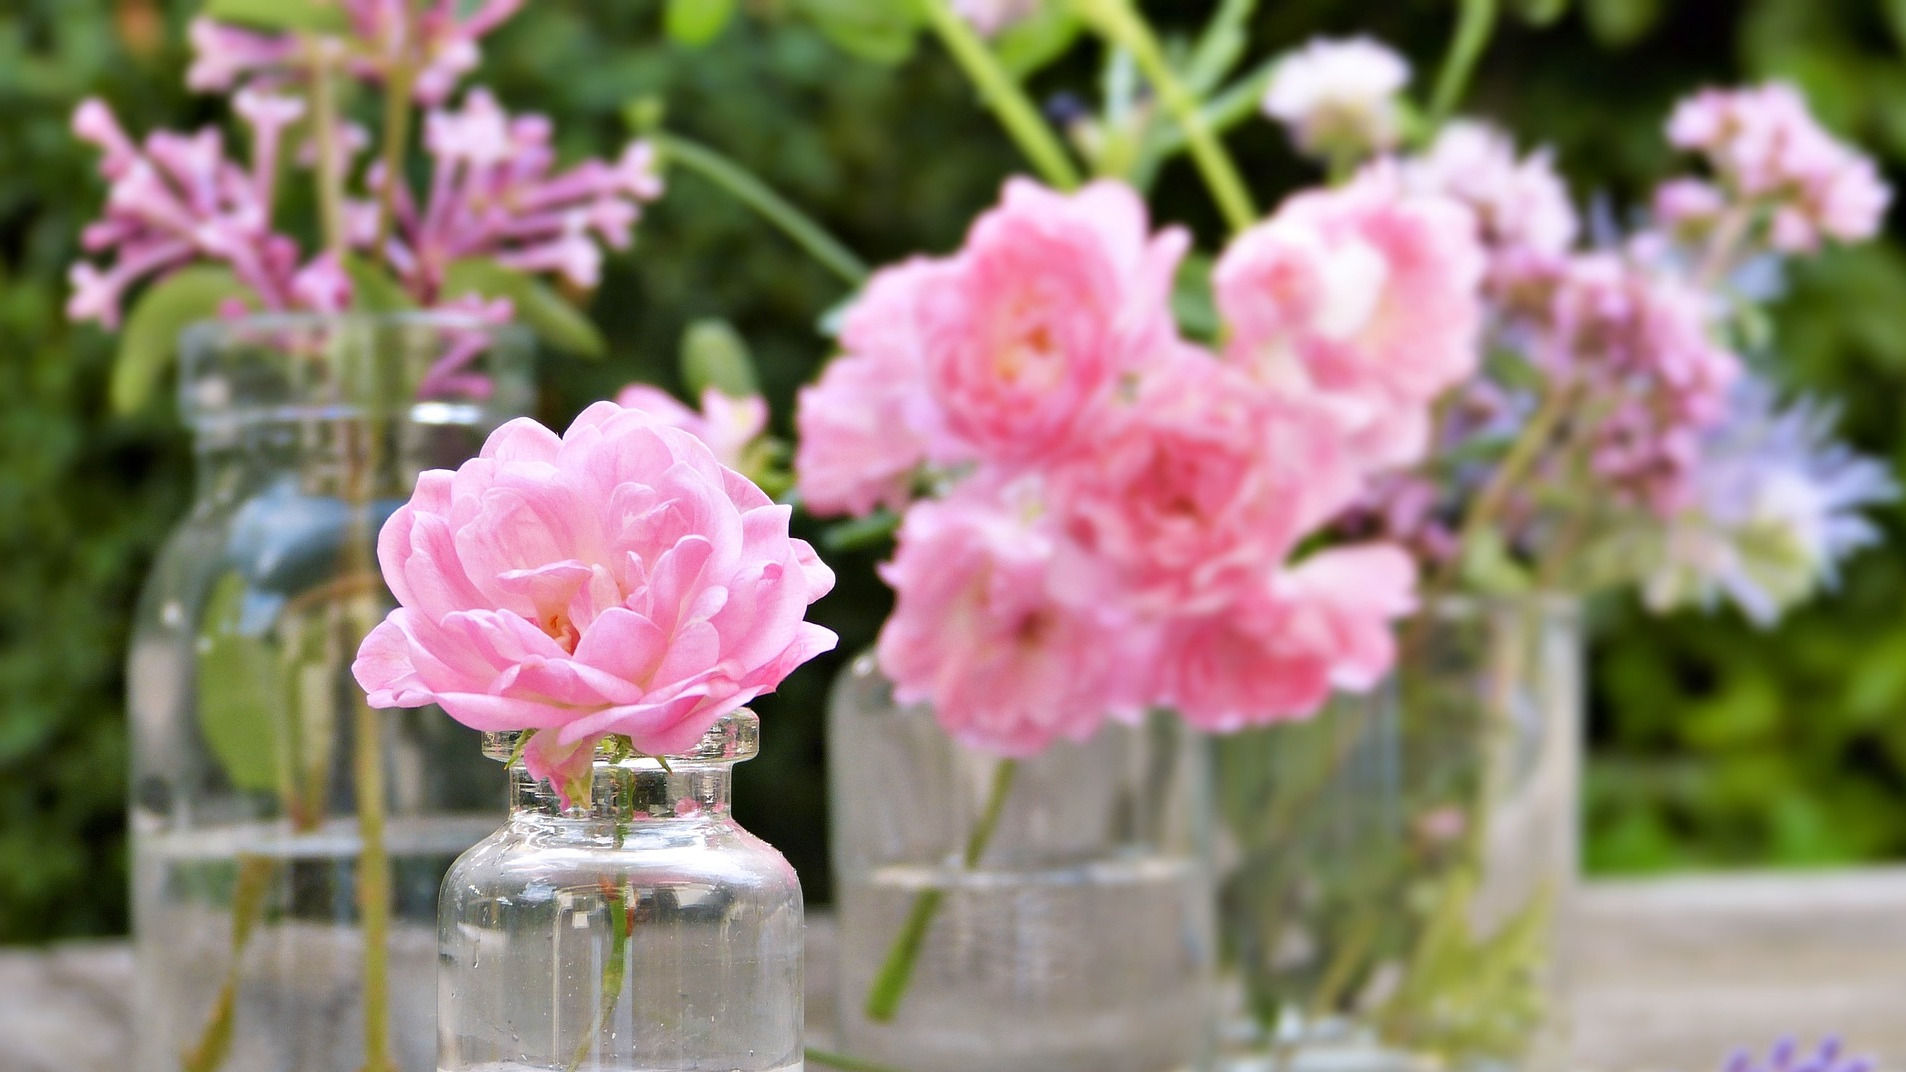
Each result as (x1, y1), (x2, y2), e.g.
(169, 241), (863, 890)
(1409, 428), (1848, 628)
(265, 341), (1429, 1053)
(920, 178), (1188, 468)
(615, 383), (769, 470)
(353, 402), (837, 799)
(1051, 356), (1360, 615)
(794, 259), (953, 518)
(1155, 543), (1417, 731)
(876, 485), (1149, 757)
(1217, 169), (1485, 469)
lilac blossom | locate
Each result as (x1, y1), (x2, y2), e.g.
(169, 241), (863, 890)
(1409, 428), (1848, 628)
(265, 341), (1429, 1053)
(188, 0), (525, 104)
(1665, 83), (1891, 254)
(1721, 1038), (1874, 1072)
(1643, 380), (1894, 625)
(953, 0), (1044, 36)
(1406, 120), (1578, 260)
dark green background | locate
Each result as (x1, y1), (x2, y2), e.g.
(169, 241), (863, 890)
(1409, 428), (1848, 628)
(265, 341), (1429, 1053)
(4, 0), (1904, 943)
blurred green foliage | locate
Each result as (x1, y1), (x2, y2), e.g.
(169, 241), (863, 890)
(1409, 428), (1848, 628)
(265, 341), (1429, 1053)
(3, 0), (1904, 942)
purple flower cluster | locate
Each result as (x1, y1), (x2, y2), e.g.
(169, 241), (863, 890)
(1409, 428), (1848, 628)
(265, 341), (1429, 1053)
(70, 1), (662, 330)
(1662, 83), (1891, 254)
(1723, 1038), (1874, 1072)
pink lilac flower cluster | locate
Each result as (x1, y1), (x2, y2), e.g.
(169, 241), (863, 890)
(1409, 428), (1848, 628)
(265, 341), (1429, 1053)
(70, 3), (662, 332)
(1660, 83), (1890, 254)
(189, 0), (524, 105)
(353, 402), (837, 801)
(796, 178), (1485, 755)
(953, 0), (1045, 36)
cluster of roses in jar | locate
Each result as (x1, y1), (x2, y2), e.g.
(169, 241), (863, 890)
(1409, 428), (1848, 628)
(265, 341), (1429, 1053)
(796, 174), (1484, 755)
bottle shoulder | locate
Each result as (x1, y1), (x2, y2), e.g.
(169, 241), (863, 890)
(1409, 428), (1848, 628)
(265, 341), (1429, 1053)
(445, 816), (802, 903)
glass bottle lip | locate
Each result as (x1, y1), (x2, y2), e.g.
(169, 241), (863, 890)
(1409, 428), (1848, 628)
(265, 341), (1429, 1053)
(482, 709), (761, 768)
(178, 311), (534, 433)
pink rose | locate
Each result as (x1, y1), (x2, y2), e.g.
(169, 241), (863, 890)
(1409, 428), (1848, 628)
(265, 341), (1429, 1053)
(353, 401), (837, 799)
(1155, 543), (1417, 731)
(875, 485), (1150, 757)
(794, 259), (953, 518)
(1051, 355), (1361, 615)
(615, 382), (769, 471)
(918, 178), (1188, 468)
(1217, 168), (1485, 469)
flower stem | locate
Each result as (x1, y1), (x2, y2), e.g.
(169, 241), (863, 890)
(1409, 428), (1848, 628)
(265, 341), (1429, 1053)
(352, 698), (395, 1072)
(309, 42), (349, 260)
(371, 26), (418, 261)
(1073, 0), (1258, 232)
(805, 1049), (910, 1072)
(918, 0), (1082, 191)
(1427, 0), (1498, 127)
(863, 757), (1019, 1022)
(653, 133), (870, 287)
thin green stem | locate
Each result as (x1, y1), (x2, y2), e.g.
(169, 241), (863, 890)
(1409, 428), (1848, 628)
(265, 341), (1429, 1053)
(918, 0), (1083, 190)
(351, 700), (395, 1072)
(654, 133), (869, 287)
(1427, 0), (1498, 127)
(805, 1049), (911, 1072)
(1074, 0), (1257, 231)
(370, 46), (417, 263)
(863, 758), (1019, 1022)
(568, 879), (632, 1072)
(309, 44), (348, 259)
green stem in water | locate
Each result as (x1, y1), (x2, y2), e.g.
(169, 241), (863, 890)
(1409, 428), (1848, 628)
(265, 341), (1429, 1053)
(805, 1049), (911, 1072)
(1073, 0), (1257, 232)
(918, 0), (1083, 191)
(569, 878), (633, 1072)
(1427, 0), (1498, 128)
(863, 758), (1019, 1022)
(352, 699), (395, 1072)
(654, 133), (870, 287)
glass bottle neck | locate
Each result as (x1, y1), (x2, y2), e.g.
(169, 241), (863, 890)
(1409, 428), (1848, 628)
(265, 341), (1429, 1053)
(507, 761), (736, 826)
(194, 413), (482, 503)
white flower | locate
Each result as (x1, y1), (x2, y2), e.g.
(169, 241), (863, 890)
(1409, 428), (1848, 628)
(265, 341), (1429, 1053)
(1263, 37), (1411, 161)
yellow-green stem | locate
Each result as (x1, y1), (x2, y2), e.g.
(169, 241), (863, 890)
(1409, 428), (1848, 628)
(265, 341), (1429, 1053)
(371, 44), (417, 261)
(919, 0), (1082, 190)
(1427, 0), (1498, 127)
(863, 758), (1019, 1021)
(1075, 0), (1257, 231)
(309, 45), (348, 259)
(352, 698), (394, 1072)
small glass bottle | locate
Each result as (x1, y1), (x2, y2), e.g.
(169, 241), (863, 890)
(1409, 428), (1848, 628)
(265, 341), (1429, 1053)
(438, 711), (804, 1072)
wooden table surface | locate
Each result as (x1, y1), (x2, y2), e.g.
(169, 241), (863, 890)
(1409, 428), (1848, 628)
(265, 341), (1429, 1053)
(7, 870), (1903, 1072)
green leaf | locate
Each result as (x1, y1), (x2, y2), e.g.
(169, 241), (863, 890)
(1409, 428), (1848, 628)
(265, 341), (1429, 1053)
(195, 573), (285, 795)
(1183, 0), (1257, 95)
(341, 254), (413, 314)
(792, 0), (923, 64)
(665, 0), (737, 46)
(1458, 528), (1534, 596)
(679, 318), (759, 398)
(201, 0), (351, 33)
(441, 257), (606, 358)
(110, 266), (251, 415)
(994, 8), (1082, 79)
(1171, 253), (1219, 342)
(1511, 0), (1569, 25)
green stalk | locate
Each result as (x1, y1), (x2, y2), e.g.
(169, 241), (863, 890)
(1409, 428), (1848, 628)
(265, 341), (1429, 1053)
(918, 0), (1083, 190)
(805, 1049), (911, 1072)
(568, 877), (632, 1072)
(370, 41), (417, 261)
(1427, 0), (1498, 127)
(863, 758), (1018, 1022)
(352, 698), (395, 1072)
(1073, 0), (1257, 231)
(653, 133), (870, 286)
(309, 43), (349, 259)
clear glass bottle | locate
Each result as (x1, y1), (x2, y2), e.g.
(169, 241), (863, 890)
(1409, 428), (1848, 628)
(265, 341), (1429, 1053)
(1215, 595), (1581, 1072)
(438, 711), (804, 1072)
(129, 314), (532, 1072)
(830, 652), (1217, 1072)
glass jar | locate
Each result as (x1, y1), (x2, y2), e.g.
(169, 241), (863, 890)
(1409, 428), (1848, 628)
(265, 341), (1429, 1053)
(438, 711), (805, 1072)
(1215, 596), (1581, 1072)
(128, 314), (532, 1072)
(829, 653), (1218, 1072)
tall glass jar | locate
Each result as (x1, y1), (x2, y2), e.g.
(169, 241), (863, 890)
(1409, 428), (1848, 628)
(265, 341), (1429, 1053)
(438, 711), (804, 1072)
(830, 653), (1218, 1072)
(128, 314), (532, 1072)
(1215, 596), (1581, 1072)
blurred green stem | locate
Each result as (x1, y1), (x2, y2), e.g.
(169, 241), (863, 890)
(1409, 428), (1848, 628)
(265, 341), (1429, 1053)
(1428, 0), (1498, 127)
(863, 758), (1019, 1022)
(309, 42), (348, 259)
(655, 132), (870, 287)
(919, 0), (1083, 190)
(1073, 0), (1258, 231)
(805, 1050), (909, 1072)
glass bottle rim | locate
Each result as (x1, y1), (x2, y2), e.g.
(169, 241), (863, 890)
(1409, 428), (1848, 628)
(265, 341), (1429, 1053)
(482, 710), (761, 768)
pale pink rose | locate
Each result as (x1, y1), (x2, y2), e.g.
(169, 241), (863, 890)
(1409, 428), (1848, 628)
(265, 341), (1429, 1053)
(615, 383), (769, 470)
(794, 258), (954, 518)
(1216, 168), (1485, 469)
(353, 402), (837, 800)
(918, 178), (1188, 468)
(1263, 37), (1411, 160)
(1051, 355), (1361, 615)
(1154, 543), (1416, 731)
(876, 485), (1149, 756)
